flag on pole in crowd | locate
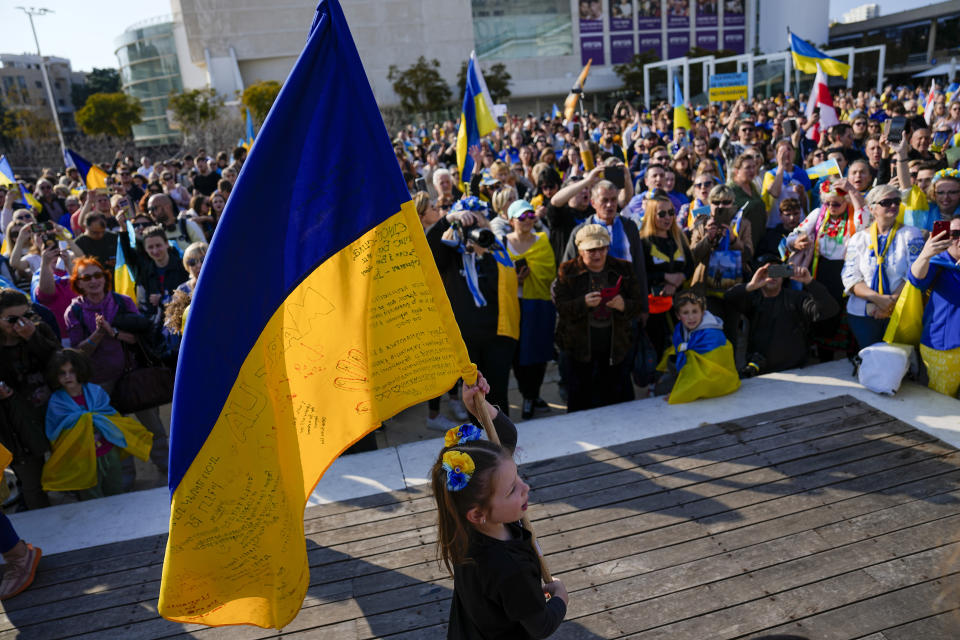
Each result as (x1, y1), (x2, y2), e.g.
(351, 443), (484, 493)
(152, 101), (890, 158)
(63, 149), (108, 190)
(789, 32), (849, 79)
(239, 108), (256, 150)
(0, 156), (42, 212)
(672, 74), (692, 134)
(563, 59), (592, 121)
(551, 103), (561, 119)
(804, 65), (839, 143)
(947, 82), (960, 104)
(805, 158), (842, 181)
(924, 80), (938, 126)
(113, 228), (138, 300)
(456, 51), (497, 190)
(158, 0), (476, 629)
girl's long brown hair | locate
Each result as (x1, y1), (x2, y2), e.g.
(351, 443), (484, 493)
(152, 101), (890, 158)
(430, 439), (509, 575)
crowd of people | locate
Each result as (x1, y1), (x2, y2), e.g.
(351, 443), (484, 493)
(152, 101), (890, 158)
(0, 83), (958, 530)
(404, 85), (960, 430)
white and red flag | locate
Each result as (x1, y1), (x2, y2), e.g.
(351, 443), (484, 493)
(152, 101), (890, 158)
(924, 80), (938, 126)
(805, 65), (838, 143)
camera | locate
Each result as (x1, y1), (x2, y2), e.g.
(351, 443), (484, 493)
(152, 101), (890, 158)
(451, 220), (496, 250)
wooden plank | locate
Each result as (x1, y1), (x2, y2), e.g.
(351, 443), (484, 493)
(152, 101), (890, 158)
(880, 612), (960, 640)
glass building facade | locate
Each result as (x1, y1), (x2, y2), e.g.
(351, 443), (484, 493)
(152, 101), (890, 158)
(115, 18), (182, 146)
(471, 0), (574, 60)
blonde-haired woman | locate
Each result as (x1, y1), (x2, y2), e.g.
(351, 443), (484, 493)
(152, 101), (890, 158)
(639, 192), (693, 360)
(490, 185), (518, 236)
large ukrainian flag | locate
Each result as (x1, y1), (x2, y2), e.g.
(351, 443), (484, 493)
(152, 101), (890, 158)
(158, 0), (476, 629)
(63, 149), (108, 190)
(456, 51), (497, 190)
(789, 33), (849, 79)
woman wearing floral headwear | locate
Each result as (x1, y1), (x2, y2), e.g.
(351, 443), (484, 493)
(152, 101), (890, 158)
(904, 168), (960, 233)
(787, 178), (871, 359)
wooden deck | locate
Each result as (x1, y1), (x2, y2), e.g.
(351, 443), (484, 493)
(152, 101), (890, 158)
(2, 395), (959, 639)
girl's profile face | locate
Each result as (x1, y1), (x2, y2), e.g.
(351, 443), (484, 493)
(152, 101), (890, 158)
(677, 301), (703, 331)
(481, 459), (529, 526)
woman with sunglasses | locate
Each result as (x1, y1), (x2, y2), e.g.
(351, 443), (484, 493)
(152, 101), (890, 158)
(639, 193), (693, 360)
(841, 185), (924, 348)
(679, 170), (717, 233)
(505, 199), (556, 419)
(161, 172), (190, 211)
(63, 258), (168, 474)
(908, 217), (960, 397)
(787, 179), (869, 360)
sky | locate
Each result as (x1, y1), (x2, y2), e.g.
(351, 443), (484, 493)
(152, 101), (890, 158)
(0, 0), (947, 73)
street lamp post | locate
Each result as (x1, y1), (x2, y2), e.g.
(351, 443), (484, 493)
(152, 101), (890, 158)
(15, 6), (67, 159)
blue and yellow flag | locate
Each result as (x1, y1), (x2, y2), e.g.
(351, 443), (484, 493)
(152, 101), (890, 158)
(63, 148), (108, 190)
(805, 158), (841, 181)
(790, 32), (849, 79)
(673, 75), (692, 134)
(158, 0), (475, 629)
(239, 107), (256, 150)
(456, 51), (497, 190)
(113, 232), (137, 300)
(552, 103), (561, 119)
(0, 156), (41, 212)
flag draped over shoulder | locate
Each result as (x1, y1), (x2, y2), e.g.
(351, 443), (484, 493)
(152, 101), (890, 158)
(672, 75), (691, 134)
(789, 32), (849, 79)
(456, 51), (497, 191)
(158, 0), (476, 629)
(63, 149), (108, 190)
(563, 59), (592, 121)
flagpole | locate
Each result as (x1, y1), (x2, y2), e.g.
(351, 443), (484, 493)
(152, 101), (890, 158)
(472, 394), (554, 583)
(16, 7), (67, 160)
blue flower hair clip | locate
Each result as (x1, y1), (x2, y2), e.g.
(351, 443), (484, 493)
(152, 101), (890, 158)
(442, 450), (475, 492)
(444, 424), (482, 448)
(451, 196), (491, 216)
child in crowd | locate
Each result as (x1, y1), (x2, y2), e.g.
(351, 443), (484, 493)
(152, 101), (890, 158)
(431, 375), (568, 639)
(42, 349), (153, 499)
(656, 290), (740, 404)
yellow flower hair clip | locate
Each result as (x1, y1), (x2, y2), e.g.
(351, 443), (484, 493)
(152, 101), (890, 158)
(442, 450), (475, 492)
(444, 424), (483, 448)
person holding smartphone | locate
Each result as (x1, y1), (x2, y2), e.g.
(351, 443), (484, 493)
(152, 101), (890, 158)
(726, 254), (839, 376)
(908, 217), (960, 397)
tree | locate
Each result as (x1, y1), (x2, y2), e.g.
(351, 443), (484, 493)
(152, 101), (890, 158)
(167, 88), (222, 136)
(456, 61), (512, 103)
(72, 68), (121, 109)
(241, 80), (282, 124)
(612, 51), (661, 96)
(387, 57), (452, 115)
(0, 106), (55, 141)
(75, 92), (142, 137)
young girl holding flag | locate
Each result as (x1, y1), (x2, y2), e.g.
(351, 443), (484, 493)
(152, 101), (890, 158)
(431, 374), (568, 639)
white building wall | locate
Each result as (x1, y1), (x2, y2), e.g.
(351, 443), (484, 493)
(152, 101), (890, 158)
(757, 1), (830, 54)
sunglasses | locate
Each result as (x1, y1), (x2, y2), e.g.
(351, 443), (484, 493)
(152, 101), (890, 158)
(876, 197), (901, 209)
(694, 181), (715, 189)
(186, 257), (204, 267)
(711, 200), (734, 206)
(78, 272), (105, 282)
(516, 211), (536, 221)
(132, 222), (152, 229)
(3, 314), (26, 324)
(656, 210), (675, 218)
(824, 200), (846, 209)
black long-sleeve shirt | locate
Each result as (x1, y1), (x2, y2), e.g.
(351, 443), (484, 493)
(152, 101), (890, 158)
(725, 279), (840, 372)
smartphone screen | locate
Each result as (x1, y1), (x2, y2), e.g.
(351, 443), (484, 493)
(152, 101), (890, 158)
(572, 123), (582, 139)
(767, 264), (795, 279)
(887, 116), (906, 144)
(414, 177), (427, 193)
